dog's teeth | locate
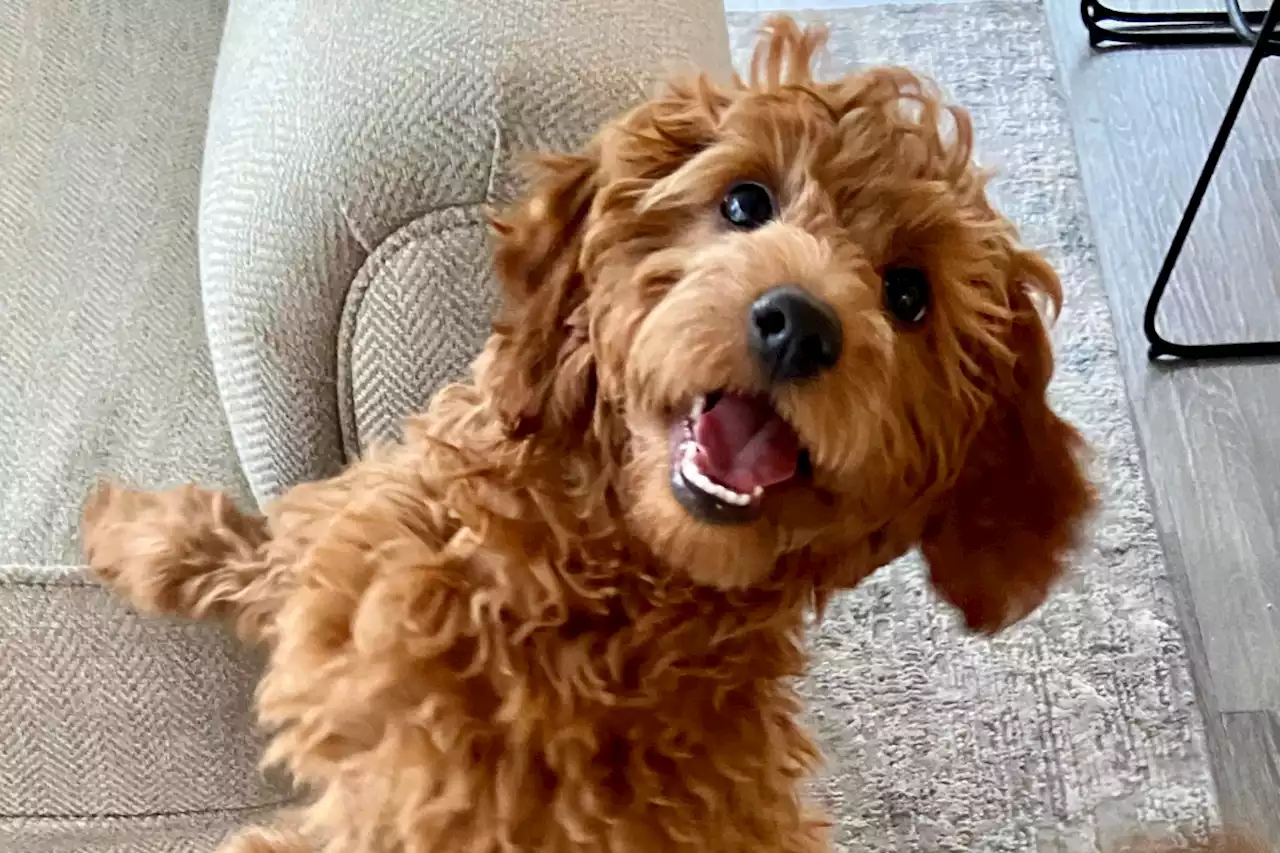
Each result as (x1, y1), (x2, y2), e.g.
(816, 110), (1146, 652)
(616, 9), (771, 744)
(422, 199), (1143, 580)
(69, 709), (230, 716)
(679, 451), (758, 507)
(752, 486), (763, 499)
(690, 395), (706, 421)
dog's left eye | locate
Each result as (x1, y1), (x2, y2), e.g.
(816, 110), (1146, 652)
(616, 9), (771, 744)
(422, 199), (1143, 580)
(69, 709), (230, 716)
(883, 267), (931, 325)
(720, 182), (775, 230)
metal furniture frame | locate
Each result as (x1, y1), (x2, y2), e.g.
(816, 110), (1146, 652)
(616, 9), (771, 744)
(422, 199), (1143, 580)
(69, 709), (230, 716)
(1083, 0), (1280, 361)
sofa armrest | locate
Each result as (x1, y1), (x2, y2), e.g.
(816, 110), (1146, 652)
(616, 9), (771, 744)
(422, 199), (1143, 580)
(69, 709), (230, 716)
(199, 0), (732, 505)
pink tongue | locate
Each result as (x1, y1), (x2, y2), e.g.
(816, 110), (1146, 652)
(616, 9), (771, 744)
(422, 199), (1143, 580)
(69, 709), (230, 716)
(692, 394), (800, 494)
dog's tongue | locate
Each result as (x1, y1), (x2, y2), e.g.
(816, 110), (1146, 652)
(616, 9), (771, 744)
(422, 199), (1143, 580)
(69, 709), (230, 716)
(693, 394), (800, 494)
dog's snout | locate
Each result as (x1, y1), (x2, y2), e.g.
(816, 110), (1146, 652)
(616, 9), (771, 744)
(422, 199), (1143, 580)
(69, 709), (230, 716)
(748, 286), (843, 382)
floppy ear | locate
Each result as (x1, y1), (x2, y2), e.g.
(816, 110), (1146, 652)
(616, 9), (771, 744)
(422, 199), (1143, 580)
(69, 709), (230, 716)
(486, 153), (599, 438)
(921, 256), (1097, 634)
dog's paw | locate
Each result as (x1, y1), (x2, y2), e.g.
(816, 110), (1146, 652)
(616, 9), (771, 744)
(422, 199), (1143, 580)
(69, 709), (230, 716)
(81, 481), (244, 617)
(82, 481), (181, 611)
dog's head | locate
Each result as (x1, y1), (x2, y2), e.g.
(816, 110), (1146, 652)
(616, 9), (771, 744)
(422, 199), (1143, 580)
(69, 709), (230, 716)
(483, 17), (1095, 632)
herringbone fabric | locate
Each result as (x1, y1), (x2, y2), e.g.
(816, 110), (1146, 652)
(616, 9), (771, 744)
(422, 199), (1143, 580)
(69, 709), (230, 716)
(0, 0), (733, 847)
(0, 0), (254, 567)
(200, 0), (734, 504)
(0, 571), (277, 818)
(339, 206), (496, 455)
(1, 797), (282, 853)
(0, 572), (286, 853)
(0, 0), (289, 849)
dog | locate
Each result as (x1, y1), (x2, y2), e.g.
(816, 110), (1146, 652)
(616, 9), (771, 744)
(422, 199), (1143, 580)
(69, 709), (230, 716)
(80, 16), (1107, 853)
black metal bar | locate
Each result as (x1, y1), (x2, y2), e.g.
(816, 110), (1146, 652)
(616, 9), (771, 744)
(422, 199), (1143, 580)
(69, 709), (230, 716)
(1083, 0), (1270, 47)
(1141, 0), (1280, 361)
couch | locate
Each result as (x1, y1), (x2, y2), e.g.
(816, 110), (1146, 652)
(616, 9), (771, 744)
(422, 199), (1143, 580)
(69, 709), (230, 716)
(0, 0), (731, 849)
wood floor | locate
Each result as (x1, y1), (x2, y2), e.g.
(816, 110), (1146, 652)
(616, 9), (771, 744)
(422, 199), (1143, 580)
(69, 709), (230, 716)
(1041, 0), (1280, 845)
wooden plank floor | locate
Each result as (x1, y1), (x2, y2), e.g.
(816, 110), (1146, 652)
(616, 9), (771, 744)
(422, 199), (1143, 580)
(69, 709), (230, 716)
(1041, 0), (1280, 845)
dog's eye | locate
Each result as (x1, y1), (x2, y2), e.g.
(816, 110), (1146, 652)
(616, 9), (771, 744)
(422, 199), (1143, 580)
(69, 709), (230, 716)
(883, 267), (930, 325)
(720, 182), (775, 230)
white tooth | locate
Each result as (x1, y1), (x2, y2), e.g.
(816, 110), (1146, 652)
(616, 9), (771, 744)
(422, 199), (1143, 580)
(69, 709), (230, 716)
(690, 394), (706, 420)
(680, 453), (754, 506)
(681, 456), (706, 489)
(752, 486), (763, 499)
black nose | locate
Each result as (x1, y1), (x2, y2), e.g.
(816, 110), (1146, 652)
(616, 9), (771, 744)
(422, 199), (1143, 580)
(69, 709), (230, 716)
(748, 286), (843, 382)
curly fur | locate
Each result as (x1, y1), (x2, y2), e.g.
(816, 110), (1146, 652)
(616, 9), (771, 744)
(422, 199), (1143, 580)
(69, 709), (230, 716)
(77, 17), (1239, 853)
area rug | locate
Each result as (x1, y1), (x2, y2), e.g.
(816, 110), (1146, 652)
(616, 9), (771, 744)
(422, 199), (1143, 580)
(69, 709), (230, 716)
(727, 4), (1219, 852)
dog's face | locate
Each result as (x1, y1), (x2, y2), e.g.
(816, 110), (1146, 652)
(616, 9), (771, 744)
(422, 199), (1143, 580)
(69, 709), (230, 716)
(485, 18), (1095, 632)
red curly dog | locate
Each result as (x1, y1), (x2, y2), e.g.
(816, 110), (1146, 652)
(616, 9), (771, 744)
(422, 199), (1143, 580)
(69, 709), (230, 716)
(81, 16), (1256, 853)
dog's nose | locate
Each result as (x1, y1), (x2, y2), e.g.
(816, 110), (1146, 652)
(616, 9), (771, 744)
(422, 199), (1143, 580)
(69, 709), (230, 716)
(748, 286), (843, 382)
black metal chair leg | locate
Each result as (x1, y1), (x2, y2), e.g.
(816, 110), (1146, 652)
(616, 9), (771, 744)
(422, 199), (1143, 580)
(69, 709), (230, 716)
(1083, 0), (1270, 47)
(1143, 0), (1280, 361)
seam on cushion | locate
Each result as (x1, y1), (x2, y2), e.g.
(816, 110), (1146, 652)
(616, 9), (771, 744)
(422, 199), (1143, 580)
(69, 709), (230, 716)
(1, 564), (91, 571)
(339, 204), (376, 255)
(0, 565), (96, 588)
(336, 206), (487, 461)
(0, 582), (98, 589)
(484, 121), (503, 205)
(0, 797), (295, 822)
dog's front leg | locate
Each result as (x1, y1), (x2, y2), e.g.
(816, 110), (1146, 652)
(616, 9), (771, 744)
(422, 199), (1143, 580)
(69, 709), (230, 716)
(82, 482), (286, 644)
(80, 445), (404, 644)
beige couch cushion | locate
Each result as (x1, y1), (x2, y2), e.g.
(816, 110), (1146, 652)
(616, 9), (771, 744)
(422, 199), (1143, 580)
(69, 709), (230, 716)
(0, 1), (285, 849)
(339, 207), (497, 455)
(0, 0), (733, 849)
(199, 0), (735, 502)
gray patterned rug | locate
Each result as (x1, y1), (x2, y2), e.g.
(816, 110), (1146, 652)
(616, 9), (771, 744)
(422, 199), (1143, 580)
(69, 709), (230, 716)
(727, 5), (1219, 852)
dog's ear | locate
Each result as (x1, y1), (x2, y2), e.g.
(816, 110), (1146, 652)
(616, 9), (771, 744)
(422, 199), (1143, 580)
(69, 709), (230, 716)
(487, 153), (599, 438)
(921, 254), (1096, 634)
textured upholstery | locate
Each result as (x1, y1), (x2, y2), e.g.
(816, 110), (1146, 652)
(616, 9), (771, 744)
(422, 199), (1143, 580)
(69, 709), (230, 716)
(339, 207), (496, 455)
(0, 571), (284, 853)
(201, 0), (733, 502)
(0, 0), (252, 567)
(0, 1), (286, 849)
(0, 0), (732, 848)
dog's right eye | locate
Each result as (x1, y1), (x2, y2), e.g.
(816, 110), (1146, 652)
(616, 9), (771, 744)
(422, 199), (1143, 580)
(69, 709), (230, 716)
(720, 182), (775, 230)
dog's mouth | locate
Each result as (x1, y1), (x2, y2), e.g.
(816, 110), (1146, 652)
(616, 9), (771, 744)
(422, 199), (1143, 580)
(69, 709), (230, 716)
(668, 391), (807, 525)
